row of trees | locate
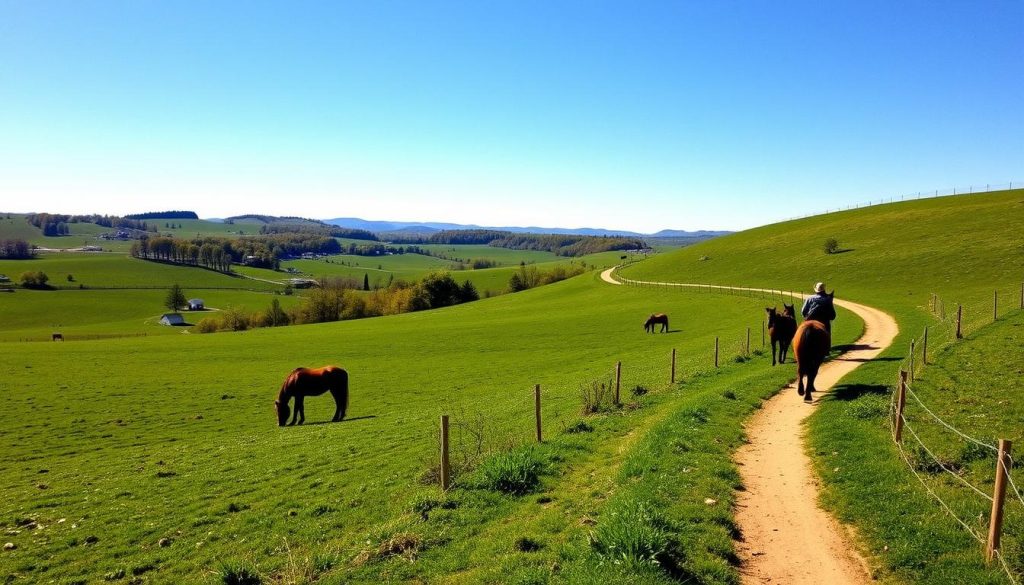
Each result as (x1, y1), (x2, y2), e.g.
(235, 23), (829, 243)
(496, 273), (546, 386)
(394, 229), (645, 257)
(0, 239), (34, 259)
(258, 222), (378, 241)
(124, 211), (199, 220)
(130, 234), (353, 271)
(25, 213), (156, 236)
(193, 271), (480, 333)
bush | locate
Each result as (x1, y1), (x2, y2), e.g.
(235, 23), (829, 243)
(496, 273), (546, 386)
(823, 237), (839, 254)
(19, 271), (49, 289)
(475, 447), (546, 495)
(194, 317), (220, 333)
(581, 376), (616, 413)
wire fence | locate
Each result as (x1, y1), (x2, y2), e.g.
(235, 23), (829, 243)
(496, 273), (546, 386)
(410, 278), (772, 489)
(890, 285), (1024, 583)
(779, 181), (1022, 223)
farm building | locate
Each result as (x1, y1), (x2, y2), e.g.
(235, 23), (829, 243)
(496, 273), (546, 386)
(187, 299), (204, 310)
(159, 313), (186, 326)
(287, 278), (319, 288)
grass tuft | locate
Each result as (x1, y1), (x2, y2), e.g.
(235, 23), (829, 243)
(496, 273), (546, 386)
(474, 447), (547, 495)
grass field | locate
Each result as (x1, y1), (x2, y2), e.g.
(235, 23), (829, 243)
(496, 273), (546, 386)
(2, 273), (859, 583)
(624, 188), (1024, 584)
(4, 189), (1022, 583)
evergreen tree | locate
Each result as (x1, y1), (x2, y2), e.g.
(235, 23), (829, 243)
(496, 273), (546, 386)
(363, 273), (370, 291)
(165, 284), (186, 313)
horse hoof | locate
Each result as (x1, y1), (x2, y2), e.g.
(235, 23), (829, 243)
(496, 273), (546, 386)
(797, 388), (804, 396)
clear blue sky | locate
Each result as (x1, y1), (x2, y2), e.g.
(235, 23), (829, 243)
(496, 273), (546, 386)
(1, 1), (1021, 232)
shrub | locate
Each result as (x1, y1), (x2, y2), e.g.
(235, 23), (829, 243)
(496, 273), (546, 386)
(581, 376), (616, 413)
(221, 307), (250, 331)
(630, 385), (649, 397)
(194, 317), (220, 333)
(19, 270), (49, 289)
(823, 237), (839, 254)
(564, 420), (593, 434)
(475, 447), (546, 495)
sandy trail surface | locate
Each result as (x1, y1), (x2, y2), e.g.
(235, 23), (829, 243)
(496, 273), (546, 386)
(600, 267), (898, 584)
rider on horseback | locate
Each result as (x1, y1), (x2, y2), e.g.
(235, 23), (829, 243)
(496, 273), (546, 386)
(801, 282), (836, 332)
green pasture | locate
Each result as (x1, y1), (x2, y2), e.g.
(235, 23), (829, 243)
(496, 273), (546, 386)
(0, 288), (303, 342)
(624, 188), (1024, 583)
(0, 254), (280, 291)
(1, 271), (845, 584)
(0, 214), (120, 251)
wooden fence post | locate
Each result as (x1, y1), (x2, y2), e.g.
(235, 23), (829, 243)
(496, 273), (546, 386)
(615, 361), (621, 405)
(986, 439), (1013, 563)
(715, 337), (719, 368)
(534, 385), (542, 442)
(922, 326), (929, 365)
(910, 340), (916, 382)
(894, 371), (908, 442)
(994, 290), (998, 321)
(670, 348), (676, 384)
(956, 304), (963, 339)
(440, 415), (451, 491)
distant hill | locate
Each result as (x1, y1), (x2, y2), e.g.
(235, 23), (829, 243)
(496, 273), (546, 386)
(323, 217), (729, 239)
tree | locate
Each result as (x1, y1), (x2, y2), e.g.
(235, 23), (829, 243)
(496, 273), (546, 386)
(264, 298), (289, 327)
(363, 273), (370, 291)
(165, 284), (186, 313)
(823, 237), (840, 254)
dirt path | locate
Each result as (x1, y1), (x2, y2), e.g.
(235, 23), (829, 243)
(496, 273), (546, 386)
(601, 267), (898, 584)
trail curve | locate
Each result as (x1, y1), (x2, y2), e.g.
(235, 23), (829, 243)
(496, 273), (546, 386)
(601, 266), (898, 584)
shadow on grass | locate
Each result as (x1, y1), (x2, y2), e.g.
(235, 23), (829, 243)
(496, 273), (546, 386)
(301, 415), (377, 426)
(825, 382), (890, 402)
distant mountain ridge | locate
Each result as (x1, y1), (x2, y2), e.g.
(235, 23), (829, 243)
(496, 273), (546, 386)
(321, 217), (730, 238)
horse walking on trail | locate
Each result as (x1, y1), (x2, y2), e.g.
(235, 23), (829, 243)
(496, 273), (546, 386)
(274, 366), (349, 426)
(792, 320), (830, 402)
(765, 305), (797, 365)
(644, 313), (669, 333)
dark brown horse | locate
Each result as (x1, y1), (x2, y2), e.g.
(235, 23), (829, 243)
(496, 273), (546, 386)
(792, 320), (830, 402)
(274, 366), (349, 426)
(765, 304), (796, 365)
(644, 313), (669, 333)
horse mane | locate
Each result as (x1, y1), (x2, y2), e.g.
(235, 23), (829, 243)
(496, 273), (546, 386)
(276, 367), (305, 402)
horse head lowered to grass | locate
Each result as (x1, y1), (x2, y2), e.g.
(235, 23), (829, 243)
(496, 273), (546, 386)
(644, 313), (669, 333)
(274, 366), (349, 426)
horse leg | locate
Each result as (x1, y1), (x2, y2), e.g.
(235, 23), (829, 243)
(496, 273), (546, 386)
(797, 365), (805, 396)
(288, 397), (299, 426)
(330, 388), (342, 422)
(804, 366), (817, 402)
(771, 340), (777, 366)
(294, 396), (305, 425)
(780, 341), (788, 364)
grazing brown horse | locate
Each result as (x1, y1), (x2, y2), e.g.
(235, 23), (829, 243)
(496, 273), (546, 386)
(644, 313), (669, 333)
(765, 305), (797, 365)
(274, 366), (349, 426)
(792, 320), (831, 402)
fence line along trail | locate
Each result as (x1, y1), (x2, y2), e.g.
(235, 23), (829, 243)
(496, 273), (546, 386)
(601, 268), (898, 585)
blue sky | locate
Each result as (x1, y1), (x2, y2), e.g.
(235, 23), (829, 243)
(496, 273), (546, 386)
(1, 1), (1021, 232)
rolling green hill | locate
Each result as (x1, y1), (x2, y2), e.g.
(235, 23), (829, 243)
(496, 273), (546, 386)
(622, 188), (1024, 584)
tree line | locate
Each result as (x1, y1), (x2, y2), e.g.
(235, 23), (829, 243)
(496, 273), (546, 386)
(25, 213), (156, 236)
(124, 211), (199, 220)
(394, 229), (645, 256)
(130, 234), (355, 271)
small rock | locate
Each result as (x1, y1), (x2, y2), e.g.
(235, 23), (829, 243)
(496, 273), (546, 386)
(833, 467), (840, 472)
(3, 542), (15, 551)
(36, 484), (48, 490)
(704, 498), (718, 505)
(158, 537), (172, 547)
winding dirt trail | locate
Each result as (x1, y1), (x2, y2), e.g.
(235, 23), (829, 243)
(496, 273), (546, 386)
(600, 268), (898, 584)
